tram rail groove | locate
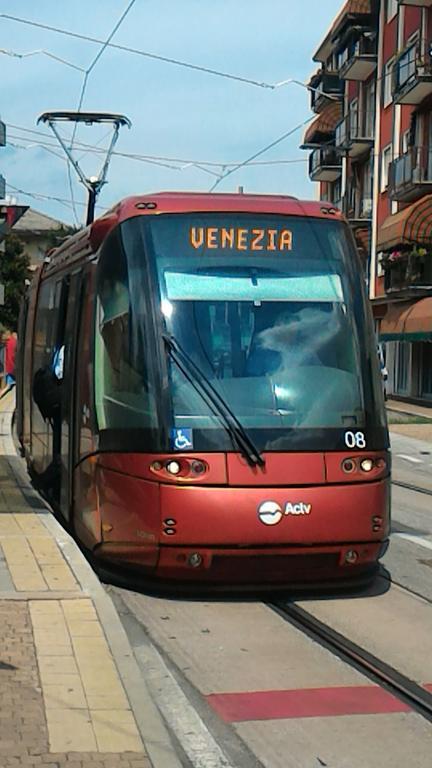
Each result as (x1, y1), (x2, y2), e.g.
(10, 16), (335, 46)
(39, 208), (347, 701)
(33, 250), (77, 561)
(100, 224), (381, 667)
(268, 602), (432, 723)
(391, 479), (432, 497)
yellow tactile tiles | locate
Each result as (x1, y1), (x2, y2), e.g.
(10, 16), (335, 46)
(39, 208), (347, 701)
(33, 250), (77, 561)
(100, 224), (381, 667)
(30, 599), (143, 753)
(0, 511), (79, 592)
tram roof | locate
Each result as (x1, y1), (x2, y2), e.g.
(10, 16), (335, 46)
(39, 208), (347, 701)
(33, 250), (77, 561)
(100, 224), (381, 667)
(44, 193), (344, 273)
(105, 192), (342, 222)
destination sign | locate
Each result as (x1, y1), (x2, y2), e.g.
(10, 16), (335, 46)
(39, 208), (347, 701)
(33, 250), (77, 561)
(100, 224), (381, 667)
(189, 226), (293, 252)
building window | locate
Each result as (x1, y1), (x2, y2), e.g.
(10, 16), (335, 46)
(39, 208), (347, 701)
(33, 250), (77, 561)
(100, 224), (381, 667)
(377, 252), (385, 278)
(394, 341), (410, 394)
(381, 145), (392, 192)
(331, 178), (342, 208)
(386, 0), (398, 22)
(383, 58), (394, 107)
(420, 343), (432, 399)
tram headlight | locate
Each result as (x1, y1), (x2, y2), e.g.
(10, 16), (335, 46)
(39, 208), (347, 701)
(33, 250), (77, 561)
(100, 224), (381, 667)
(191, 460), (206, 475)
(360, 458), (374, 473)
(166, 460), (181, 475)
(342, 458), (356, 473)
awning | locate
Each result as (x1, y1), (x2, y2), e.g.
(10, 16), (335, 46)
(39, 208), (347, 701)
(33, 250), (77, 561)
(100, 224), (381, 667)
(379, 297), (432, 341)
(313, 0), (371, 62)
(351, 225), (370, 256)
(377, 195), (432, 251)
(302, 102), (343, 147)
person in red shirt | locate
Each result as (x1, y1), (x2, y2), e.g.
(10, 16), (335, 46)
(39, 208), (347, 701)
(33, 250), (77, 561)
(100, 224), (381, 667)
(3, 330), (17, 387)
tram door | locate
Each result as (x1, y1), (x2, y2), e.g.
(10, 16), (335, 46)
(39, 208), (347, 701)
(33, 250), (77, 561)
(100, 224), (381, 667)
(59, 269), (83, 521)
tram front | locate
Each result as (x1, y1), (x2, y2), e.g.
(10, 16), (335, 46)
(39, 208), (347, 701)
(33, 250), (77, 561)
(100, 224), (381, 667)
(93, 200), (390, 588)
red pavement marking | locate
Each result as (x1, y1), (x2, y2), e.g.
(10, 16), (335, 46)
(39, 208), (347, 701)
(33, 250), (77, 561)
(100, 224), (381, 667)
(206, 686), (414, 722)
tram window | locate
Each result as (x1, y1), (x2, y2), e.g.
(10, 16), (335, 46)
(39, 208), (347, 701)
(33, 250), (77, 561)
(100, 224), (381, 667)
(33, 281), (61, 376)
(95, 228), (157, 430)
(146, 213), (367, 431)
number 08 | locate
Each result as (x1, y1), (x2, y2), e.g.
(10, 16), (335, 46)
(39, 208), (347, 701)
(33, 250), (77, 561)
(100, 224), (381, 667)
(344, 431), (366, 449)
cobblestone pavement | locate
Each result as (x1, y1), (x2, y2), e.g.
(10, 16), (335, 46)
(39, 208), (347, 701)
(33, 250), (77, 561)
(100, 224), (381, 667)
(0, 392), (161, 767)
(0, 602), (150, 767)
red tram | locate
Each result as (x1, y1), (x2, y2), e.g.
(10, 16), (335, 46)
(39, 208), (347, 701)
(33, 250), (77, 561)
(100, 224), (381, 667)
(16, 193), (390, 589)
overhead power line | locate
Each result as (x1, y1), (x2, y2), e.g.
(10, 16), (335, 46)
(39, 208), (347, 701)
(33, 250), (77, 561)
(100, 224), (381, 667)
(64, 0), (136, 224)
(6, 182), (108, 212)
(0, 47), (86, 71)
(209, 115), (315, 192)
(1, 13), (276, 89)
(8, 123), (308, 169)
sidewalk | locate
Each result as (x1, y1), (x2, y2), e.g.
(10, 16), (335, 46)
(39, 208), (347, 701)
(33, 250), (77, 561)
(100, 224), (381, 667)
(0, 392), (181, 768)
(386, 397), (432, 443)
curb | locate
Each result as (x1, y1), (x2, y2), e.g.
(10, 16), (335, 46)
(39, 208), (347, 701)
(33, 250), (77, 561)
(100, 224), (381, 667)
(0, 397), (183, 768)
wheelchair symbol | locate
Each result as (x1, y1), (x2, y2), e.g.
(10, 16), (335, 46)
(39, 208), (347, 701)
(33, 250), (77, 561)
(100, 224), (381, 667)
(172, 429), (193, 450)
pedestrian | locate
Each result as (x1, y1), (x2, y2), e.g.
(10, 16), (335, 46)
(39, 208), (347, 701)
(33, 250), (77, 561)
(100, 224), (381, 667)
(0, 330), (17, 397)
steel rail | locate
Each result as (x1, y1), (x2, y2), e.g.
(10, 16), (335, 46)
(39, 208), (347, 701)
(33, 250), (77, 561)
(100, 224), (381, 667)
(269, 602), (432, 723)
(392, 479), (432, 497)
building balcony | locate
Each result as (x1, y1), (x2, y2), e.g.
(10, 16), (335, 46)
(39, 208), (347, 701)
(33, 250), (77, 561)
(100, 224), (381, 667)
(389, 147), (432, 202)
(309, 147), (342, 182)
(335, 111), (374, 158)
(384, 255), (432, 295)
(393, 43), (432, 105)
(338, 34), (377, 82)
(398, 0), (432, 7)
(309, 71), (344, 114)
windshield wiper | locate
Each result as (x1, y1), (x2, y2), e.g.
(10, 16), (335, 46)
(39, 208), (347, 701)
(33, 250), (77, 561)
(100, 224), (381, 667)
(163, 334), (265, 468)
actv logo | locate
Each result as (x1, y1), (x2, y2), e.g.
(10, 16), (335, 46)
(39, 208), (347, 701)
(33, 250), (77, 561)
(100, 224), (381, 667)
(257, 500), (312, 526)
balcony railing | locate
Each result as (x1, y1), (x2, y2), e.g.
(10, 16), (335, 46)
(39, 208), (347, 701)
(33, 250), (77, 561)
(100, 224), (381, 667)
(310, 72), (344, 113)
(389, 146), (432, 201)
(398, 0), (432, 7)
(309, 147), (342, 182)
(384, 255), (432, 294)
(335, 111), (374, 158)
(393, 43), (432, 105)
(338, 34), (377, 81)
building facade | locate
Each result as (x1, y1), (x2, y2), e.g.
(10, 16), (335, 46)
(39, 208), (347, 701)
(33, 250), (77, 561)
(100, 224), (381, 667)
(12, 208), (71, 271)
(303, 0), (432, 406)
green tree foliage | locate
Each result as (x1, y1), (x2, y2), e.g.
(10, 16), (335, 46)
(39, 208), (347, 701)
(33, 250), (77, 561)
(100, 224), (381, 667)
(0, 233), (30, 331)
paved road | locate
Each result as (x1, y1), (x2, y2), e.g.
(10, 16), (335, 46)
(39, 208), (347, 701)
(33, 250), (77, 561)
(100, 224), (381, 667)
(390, 430), (432, 492)
(385, 429), (432, 602)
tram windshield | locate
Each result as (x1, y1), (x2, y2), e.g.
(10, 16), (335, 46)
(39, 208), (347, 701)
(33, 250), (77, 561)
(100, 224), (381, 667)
(95, 212), (386, 452)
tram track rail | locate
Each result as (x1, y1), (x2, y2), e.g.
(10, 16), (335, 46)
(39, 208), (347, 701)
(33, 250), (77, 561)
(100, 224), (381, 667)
(268, 602), (432, 724)
(391, 479), (432, 497)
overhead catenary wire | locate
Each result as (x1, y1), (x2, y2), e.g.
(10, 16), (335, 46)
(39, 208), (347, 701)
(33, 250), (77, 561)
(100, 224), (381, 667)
(7, 125), (308, 169)
(0, 47), (86, 72)
(65, 0), (137, 225)
(0, 13), (277, 90)
(208, 115), (316, 192)
(5, 182), (109, 212)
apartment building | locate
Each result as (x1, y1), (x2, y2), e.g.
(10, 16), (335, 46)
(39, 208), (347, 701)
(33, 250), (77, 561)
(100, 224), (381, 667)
(303, 0), (432, 406)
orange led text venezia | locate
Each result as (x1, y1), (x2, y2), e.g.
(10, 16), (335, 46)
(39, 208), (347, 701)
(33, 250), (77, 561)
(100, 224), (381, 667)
(189, 226), (293, 252)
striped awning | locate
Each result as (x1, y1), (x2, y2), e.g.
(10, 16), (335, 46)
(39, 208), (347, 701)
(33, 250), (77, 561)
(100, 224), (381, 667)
(379, 297), (432, 342)
(302, 102), (343, 147)
(377, 195), (432, 251)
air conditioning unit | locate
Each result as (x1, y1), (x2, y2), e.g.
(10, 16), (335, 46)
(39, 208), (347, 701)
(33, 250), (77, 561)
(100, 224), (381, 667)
(361, 198), (373, 216)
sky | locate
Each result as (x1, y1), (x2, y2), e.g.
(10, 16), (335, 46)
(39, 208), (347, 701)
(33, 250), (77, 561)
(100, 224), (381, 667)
(0, 0), (342, 227)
